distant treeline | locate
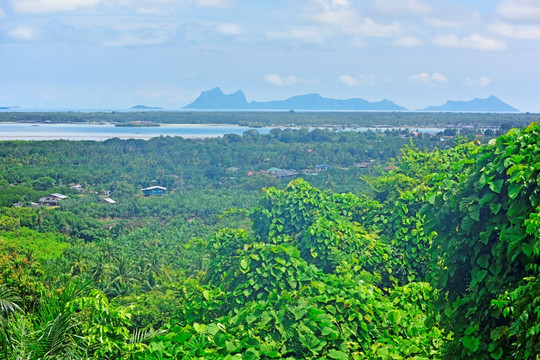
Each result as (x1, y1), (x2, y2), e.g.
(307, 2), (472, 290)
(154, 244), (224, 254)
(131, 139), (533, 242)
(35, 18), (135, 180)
(1, 111), (538, 128)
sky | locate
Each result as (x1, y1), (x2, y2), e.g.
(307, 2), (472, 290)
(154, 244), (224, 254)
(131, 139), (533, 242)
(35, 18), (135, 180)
(0, 0), (539, 111)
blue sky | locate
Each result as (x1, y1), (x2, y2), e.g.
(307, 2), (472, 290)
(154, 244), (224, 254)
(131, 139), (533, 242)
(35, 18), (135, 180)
(1, 0), (539, 111)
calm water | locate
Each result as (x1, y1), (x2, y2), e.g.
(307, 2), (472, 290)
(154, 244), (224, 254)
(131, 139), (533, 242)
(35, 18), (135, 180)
(0, 123), (274, 141)
(0, 123), (443, 141)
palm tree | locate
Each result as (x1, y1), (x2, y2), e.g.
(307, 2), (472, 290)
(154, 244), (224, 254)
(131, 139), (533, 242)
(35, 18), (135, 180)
(0, 286), (21, 359)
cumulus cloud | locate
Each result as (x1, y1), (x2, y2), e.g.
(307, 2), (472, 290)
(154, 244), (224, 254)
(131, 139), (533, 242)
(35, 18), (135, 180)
(8, 0), (103, 14)
(432, 33), (507, 51)
(196, 0), (236, 8)
(489, 22), (540, 39)
(465, 77), (492, 87)
(351, 18), (401, 37)
(339, 74), (376, 86)
(310, 0), (356, 27)
(497, 0), (540, 22)
(408, 72), (448, 86)
(7, 25), (37, 40)
(217, 23), (242, 35)
(424, 4), (482, 28)
(264, 74), (298, 86)
(306, 0), (401, 38)
(100, 25), (179, 46)
(370, 0), (432, 17)
(266, 27), (329, 43)
(394, 36), (422, 47)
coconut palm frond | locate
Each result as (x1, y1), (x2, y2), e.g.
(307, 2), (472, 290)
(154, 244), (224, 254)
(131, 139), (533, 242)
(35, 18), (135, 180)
(0, 286), (21, 318)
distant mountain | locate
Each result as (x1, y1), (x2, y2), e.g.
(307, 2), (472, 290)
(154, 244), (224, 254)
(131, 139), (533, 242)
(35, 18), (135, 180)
(184, 87), (407, 111)
(131, 105), (163, 110)
(421, 96), (519, 112)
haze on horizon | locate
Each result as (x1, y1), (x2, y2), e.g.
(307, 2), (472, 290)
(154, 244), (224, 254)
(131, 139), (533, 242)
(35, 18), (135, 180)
(0, 0), (539, 112)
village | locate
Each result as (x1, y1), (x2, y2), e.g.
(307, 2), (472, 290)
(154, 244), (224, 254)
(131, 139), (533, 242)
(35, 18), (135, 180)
(10, 159), (385, 209)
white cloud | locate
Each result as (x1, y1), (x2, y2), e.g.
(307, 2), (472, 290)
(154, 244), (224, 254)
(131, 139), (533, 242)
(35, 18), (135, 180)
(465, 77), (492, 87)
(7, 25), (36, 40)
(408, 72), (448, 86)
(351, 18), (401, 37)
(432, 33), (507, 51)
(217, 23), (241, 35)
(462, 34), (507, 51)
(264, 74), (298, 86)
(196, 0), (236, 8)
(370, 0), (432, 17)
(8, 0), (103, 14)
(100, 25), (178, 46)
(424, 5), (482, 28)
(306, 0), (401, 38)
(339, 74), (376, 86)
(312, 0), (356, 26)
(489, 22), (540, 39)
(266, 27), (329, 43)
(0, 7), (6, 18)
(497, 0), (540, 22)
(394, 36), (422, 47)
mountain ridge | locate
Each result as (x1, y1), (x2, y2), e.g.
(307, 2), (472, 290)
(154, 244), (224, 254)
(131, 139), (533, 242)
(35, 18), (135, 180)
(184, 87), (407, 111)
(420, 95), (519, 112)
(184, 88), (520, 113)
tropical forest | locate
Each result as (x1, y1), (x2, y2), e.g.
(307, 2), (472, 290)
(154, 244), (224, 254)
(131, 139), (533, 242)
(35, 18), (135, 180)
(1, 113), (539, 360)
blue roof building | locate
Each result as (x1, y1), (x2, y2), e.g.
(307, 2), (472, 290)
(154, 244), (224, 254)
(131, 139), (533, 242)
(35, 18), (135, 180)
(141, 186), (167, 196)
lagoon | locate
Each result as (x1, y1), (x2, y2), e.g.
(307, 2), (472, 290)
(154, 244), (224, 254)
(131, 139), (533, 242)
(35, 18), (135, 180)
(0, 123), (443, 141)
(0, 123), (274, 141)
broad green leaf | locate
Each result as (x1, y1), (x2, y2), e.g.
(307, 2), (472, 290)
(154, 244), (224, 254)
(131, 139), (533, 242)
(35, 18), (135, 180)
(328, 349), (349, 359)
(489, 179), (504, 194)
(490, 326), (508, 341)
(463, 335), (480, 352)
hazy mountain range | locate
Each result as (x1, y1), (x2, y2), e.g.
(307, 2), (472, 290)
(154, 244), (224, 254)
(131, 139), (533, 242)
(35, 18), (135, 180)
(419, 95), (519, 112)
(184, 87), (406, 111)
(182, 87), (519, 112)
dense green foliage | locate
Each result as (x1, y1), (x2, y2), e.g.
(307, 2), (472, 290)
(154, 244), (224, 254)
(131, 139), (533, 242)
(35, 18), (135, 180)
(423, 123), (540, 359)
(0, 120), (539, 359)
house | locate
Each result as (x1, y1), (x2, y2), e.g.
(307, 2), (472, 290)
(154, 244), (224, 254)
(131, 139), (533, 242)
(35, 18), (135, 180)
(315, 165), (329, 172)
(356, 161), (371, 168)
(70, 184), (83, 191)
(267, 167), (282, 174)
(38, 193), (68, 206)
(301, 169), (317, 176)
(274, 169), (298, 179)
(13, 201), (39, 208)
(141, 186), (167, 196)
(100, 197), (117, 204)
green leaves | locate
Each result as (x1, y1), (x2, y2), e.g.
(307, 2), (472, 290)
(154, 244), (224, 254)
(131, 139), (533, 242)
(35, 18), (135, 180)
(425, 123), (540, 359)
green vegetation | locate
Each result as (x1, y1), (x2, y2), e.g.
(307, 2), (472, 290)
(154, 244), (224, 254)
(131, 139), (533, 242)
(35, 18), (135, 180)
(0, 118), (539, 359)
(1, 110), (538, 128)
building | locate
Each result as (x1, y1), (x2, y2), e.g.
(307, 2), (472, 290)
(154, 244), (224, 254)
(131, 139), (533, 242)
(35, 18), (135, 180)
(70, 184), (83, 191)
(100, 198), (117, 204)
(38, 193), (68, 206)
(274, 169), (298, 179)
(141, 186), (167, 196)
(13, 201), (39, 208)
(315, 165), (329, 172)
